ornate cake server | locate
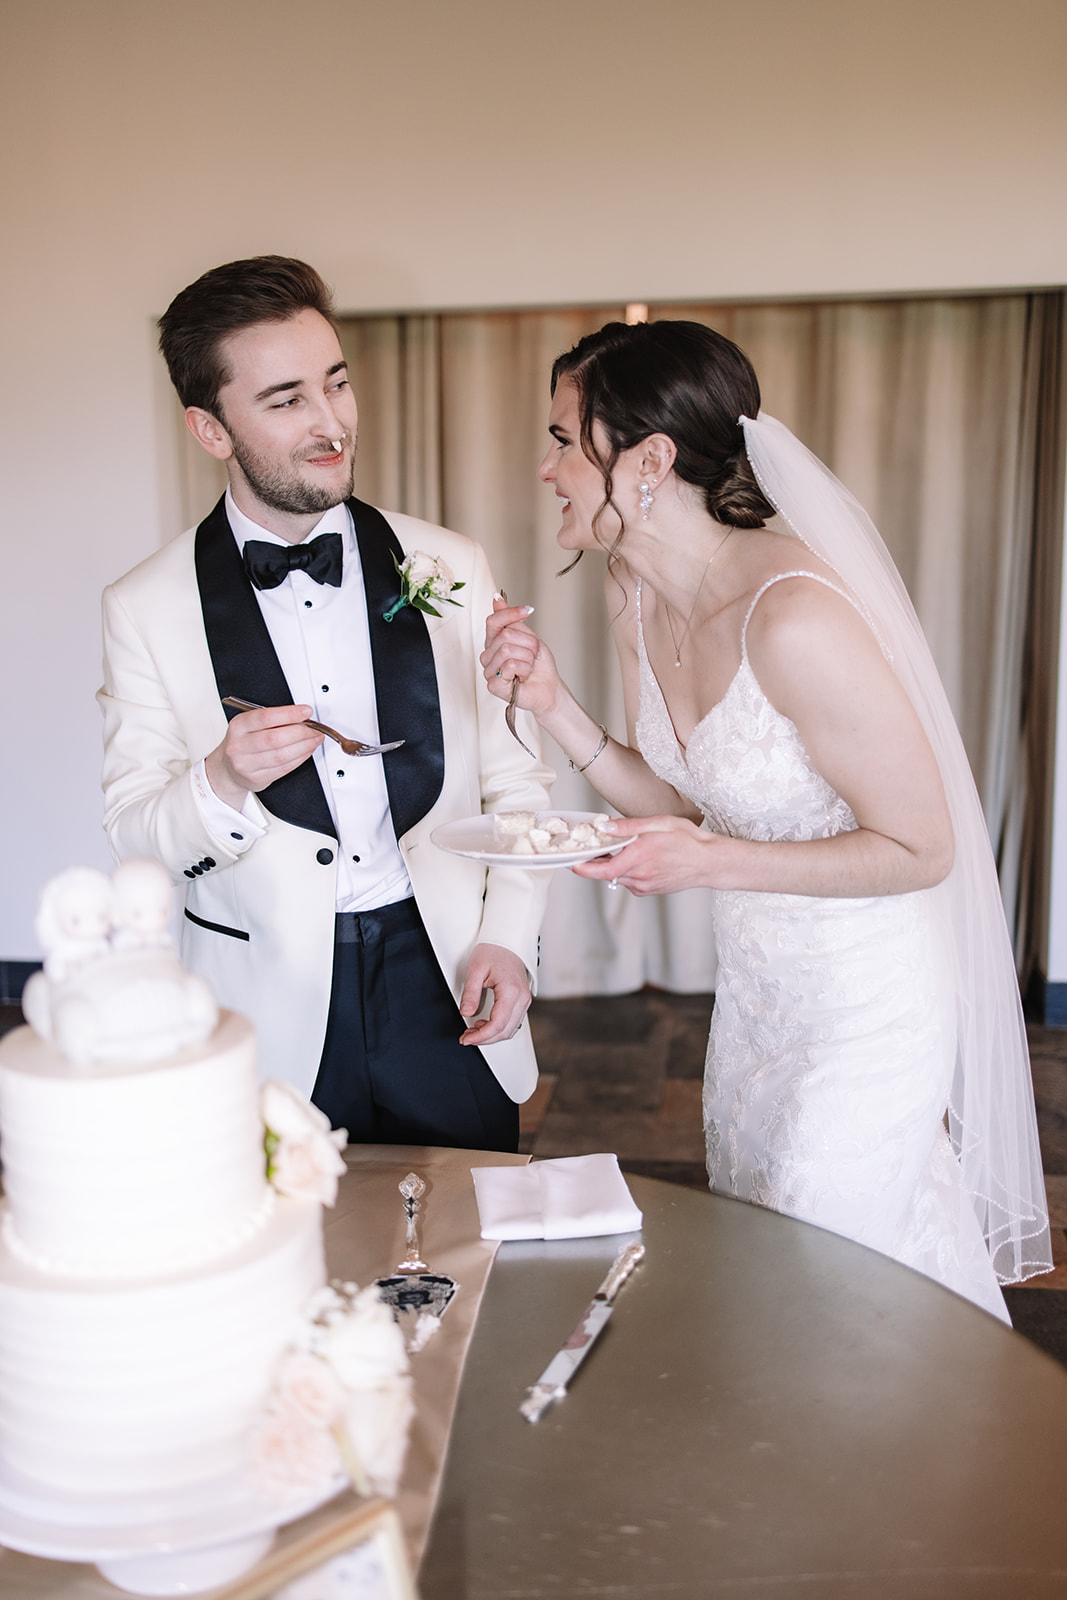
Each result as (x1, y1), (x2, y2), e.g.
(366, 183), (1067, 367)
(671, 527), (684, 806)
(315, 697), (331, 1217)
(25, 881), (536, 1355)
(375, 1173), (459, 1350)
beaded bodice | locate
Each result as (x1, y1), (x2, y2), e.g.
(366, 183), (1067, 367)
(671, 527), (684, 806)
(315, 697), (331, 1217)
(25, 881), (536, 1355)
(634, 572), (857, 842)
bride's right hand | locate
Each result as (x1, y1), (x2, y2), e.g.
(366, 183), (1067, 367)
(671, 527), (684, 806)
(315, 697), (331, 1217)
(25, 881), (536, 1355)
(481, 596), (562, 719)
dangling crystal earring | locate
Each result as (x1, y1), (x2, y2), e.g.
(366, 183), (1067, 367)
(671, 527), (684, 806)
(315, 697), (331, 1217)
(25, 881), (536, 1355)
(639, 482), (654, 520)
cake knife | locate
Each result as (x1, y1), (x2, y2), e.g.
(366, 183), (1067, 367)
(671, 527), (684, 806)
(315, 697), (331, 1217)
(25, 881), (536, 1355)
(519, 1241), (645, 1423)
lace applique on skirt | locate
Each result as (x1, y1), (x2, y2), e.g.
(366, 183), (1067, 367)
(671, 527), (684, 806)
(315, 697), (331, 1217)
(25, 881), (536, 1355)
(633, 574), (1008, 1322)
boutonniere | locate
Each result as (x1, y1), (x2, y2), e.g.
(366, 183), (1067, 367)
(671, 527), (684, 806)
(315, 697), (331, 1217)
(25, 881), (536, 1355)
(383, 551), (465, 623)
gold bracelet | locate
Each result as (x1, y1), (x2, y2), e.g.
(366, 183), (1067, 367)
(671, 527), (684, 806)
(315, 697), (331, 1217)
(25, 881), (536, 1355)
(568, 724), (609, 774)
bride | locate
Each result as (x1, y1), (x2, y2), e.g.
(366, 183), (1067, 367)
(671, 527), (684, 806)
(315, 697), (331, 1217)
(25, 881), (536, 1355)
(483, 319), (1051, 1322)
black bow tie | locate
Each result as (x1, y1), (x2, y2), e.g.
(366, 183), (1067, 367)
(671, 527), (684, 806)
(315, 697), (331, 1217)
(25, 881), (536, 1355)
(243, 532), (343, 591)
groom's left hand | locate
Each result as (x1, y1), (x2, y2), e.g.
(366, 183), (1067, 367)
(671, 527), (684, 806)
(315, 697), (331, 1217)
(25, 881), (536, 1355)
(459, 943), (532, 1045)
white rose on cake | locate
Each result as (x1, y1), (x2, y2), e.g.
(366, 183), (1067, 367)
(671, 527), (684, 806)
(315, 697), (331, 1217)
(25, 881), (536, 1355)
(274, 1349), (345, 1427)
(261, 1081), (347, 1207)
(251, 1281), (414, 1504)
(340, 1377), (415, 1499)
(320, 1285), (409, 1388)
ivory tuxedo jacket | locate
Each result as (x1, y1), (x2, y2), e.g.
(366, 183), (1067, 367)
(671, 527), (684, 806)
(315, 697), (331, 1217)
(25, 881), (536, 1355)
(98, 496), (555, 1102)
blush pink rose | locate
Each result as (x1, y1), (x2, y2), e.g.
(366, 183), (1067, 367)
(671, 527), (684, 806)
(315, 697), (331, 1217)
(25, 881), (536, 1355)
(250, 1406), (342, 1501)
(271, 1133), (346, 1206)
(275, 1350), (345, 1427)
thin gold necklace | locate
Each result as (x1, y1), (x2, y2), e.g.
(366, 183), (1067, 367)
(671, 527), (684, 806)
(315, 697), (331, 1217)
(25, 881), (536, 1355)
(663, 526), (735, 668)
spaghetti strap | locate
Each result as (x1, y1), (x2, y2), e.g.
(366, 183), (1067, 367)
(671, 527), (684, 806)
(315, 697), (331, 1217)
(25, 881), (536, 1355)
(740, 570), (877, 665)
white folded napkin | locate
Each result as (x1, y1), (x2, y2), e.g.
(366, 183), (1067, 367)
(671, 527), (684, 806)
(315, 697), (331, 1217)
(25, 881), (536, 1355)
(471, 1153), (643, 1241)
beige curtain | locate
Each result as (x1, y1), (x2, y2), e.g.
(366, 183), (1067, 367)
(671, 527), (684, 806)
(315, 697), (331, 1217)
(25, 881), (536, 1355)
(334, 293), (1063, 996)
(178, 292), (1063, 997)
(338, 306), (719, 997)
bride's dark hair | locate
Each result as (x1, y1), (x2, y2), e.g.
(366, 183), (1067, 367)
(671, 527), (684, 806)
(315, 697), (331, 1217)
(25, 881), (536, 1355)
(551, 321), (776, 556)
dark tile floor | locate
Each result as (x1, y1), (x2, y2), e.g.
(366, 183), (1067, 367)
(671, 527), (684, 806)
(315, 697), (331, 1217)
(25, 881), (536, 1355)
(523, 989), (1067, 1368)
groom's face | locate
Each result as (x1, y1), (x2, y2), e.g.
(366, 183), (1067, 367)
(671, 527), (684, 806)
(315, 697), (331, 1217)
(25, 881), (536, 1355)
(212, 309), (359, 521)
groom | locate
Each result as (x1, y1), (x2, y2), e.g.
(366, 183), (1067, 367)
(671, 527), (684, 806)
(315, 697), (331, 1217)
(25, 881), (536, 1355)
(98, 255), (554, 1151)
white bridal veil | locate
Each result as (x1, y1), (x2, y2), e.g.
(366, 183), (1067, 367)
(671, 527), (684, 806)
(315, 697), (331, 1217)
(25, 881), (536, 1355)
(741, 412), (1051, 1285)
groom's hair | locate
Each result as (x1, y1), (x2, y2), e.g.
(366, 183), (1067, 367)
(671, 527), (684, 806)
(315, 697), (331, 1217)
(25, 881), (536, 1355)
(159, 255), (336, 418)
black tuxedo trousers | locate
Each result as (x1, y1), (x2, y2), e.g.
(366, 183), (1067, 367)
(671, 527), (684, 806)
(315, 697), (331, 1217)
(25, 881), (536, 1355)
(311, 898), (519, 1153)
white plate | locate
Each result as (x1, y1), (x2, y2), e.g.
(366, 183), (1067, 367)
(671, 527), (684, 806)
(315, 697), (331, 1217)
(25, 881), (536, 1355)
(431, 812), (635, 869)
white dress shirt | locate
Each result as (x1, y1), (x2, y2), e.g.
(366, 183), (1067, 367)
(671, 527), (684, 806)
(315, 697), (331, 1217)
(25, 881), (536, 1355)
(191, 490), (413, 912)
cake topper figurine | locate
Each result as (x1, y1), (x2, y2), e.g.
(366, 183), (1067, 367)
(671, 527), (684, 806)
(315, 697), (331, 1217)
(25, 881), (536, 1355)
(21, 858), (217, 1069)
(32, 867), (112, 983)
(111, 857), (176, 951)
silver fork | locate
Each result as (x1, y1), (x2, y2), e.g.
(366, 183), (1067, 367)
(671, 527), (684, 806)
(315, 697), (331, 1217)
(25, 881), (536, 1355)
(497, 590), (538, 760)
(221, 696), (405, 757)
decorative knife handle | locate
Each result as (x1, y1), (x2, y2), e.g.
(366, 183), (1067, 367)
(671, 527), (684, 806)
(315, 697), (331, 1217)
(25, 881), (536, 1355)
(598, 1241), (645, 1303)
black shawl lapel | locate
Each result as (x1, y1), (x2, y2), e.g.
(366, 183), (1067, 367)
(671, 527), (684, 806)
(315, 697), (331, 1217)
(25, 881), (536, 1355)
(194, 497), (337, 839)
(351, 499), (445, 840)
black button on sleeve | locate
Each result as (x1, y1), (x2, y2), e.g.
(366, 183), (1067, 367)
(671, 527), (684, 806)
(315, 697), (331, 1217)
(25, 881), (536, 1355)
(183, 869), (196, 880)
(316, 848), (334, 865)
(230, 832), (244, 841)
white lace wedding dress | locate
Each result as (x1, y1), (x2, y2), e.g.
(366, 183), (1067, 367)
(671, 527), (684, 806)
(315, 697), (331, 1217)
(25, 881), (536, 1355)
(636, 573), (1009, 1322)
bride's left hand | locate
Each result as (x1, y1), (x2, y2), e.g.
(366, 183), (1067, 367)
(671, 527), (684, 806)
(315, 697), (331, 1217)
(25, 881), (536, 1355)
(573, 815), (724, 896)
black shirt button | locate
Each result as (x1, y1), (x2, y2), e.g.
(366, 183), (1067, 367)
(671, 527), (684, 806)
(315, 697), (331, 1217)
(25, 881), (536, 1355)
(304, 600), (313, 608)
(321, 684), (329, 692)
(184, 869), (196, 879)
(336, 770), (345, 778)
(316, 848), (334, 865)
(191, 864), (203, 875)
(230, 832), (244, 841)
(352, 854), (361, 863)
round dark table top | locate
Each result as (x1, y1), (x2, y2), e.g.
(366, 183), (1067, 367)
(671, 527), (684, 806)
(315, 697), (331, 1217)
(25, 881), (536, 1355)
(421, 1175), (1067, 1600)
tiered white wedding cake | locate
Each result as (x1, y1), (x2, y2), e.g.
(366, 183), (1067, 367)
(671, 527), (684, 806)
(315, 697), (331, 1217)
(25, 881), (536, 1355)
(0, 860), (414, 1594)
(0, 861), (328, 1500)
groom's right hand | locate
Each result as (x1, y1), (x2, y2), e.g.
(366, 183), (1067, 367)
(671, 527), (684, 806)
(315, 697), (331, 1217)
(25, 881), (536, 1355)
(205, 704), (324, 810)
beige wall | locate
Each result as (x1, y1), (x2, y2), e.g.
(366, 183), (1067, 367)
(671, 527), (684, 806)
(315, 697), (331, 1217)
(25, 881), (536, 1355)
(2, 0), (1065, 957)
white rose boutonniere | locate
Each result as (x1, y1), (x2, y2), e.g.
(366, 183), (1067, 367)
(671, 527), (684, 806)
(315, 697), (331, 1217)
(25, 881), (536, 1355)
(383, 550), (464, 622)
(261, 1080), (347, 1207)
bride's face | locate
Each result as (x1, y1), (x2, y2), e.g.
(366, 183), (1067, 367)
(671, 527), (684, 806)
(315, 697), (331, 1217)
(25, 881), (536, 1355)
(538, 378), (621, 551)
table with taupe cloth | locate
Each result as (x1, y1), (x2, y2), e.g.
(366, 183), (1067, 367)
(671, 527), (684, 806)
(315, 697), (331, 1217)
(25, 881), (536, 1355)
(4, 1146), (1067, 1599)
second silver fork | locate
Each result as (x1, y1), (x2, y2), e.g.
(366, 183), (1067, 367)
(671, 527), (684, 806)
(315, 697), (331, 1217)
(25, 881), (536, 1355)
(221, 696), (404, 757)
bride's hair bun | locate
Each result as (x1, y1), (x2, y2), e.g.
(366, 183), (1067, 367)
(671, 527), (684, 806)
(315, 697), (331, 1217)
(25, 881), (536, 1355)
(551, 321), (777, 532)
(706, 453), (775, 529)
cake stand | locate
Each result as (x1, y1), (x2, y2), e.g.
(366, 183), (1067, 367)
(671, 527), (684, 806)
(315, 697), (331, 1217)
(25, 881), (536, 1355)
(0, 1457), (348, 1594)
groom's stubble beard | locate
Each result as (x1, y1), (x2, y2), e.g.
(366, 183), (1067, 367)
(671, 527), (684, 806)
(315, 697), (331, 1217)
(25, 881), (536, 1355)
(225, 422), (358, 516)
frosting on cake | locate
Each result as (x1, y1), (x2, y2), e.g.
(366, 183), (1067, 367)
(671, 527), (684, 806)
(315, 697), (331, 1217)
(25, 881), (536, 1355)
(0, 1012), (273, 1277)
(0, 859), (331, 1503)
(0, 1196), (324, 1496)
